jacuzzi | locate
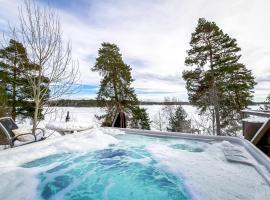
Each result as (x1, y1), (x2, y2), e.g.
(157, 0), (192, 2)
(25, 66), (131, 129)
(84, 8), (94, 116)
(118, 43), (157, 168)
(0, 128), (269, 200)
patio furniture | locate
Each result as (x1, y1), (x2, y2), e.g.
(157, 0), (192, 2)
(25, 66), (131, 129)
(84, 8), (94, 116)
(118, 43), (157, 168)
(0, 117), (45, 148)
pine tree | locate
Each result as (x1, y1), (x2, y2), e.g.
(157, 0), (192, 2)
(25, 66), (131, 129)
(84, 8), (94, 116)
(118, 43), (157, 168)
(167, 106), (191, 132)
(130, 107), (151, 130)
(0, 39), (49, 120)
(0, 57), (8, 117)
(183, 18), (256, 136)
(0, 39), (28, 119)
(92, 42), (150, 129)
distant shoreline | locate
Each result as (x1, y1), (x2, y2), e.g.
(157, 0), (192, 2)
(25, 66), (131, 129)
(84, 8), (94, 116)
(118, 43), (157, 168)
(48, 99), (268, 107)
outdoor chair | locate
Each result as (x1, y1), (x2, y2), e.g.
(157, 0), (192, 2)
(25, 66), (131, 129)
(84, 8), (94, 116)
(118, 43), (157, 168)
(0, 117), (45, 148)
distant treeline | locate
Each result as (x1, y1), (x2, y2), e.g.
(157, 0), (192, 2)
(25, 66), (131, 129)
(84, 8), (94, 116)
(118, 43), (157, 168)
(48, 99), (268, 107)
(49, 99), (191, 107)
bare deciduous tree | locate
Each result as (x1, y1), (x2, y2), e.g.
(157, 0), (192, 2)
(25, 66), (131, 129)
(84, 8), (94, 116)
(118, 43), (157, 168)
(152, 109), (166, 131)
(17, 0), (79, 133)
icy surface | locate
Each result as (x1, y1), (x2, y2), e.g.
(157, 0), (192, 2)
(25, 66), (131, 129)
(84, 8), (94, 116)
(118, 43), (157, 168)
(40, 105), (259, 135)
(42, 107), (105, 128)
(40, 106), (197, 132)
(0, 131), (270, 200)
(13, 105), (262, 133)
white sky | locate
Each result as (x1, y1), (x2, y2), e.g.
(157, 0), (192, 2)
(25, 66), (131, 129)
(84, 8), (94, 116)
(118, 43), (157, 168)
(0, 0), (269, 101)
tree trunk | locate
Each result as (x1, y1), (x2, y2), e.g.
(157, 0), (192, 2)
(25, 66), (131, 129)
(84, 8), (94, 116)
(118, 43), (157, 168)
(214, 105), (221, 135)
(209, 43), (221, 135)
(32, 60), (42, 134)
(112, 68), (119, 110)
(18, 0), (79, 134)
(212, 108), (215, 135)
(32, 100), (39, 134)
(11, 64), (17, 120)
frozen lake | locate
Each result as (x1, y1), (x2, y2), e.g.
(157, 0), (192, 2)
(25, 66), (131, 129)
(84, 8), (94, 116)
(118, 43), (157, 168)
(38, 105), (197, 132)
(34, 105), (262, 134)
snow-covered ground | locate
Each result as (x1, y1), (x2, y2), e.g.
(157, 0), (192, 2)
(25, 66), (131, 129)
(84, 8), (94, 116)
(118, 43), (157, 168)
(13, 104), (263, 132)
(41, 105), (197, 130)
(38, 105), (262, 132)
(16, 105), (198, 132)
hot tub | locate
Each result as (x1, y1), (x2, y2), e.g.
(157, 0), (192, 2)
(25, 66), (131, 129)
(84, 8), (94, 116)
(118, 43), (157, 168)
(0, 128), (269, 200)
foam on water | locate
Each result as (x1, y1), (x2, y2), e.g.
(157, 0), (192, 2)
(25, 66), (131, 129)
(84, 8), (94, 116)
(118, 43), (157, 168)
(0, 131), (270, 200)
(20, 148), (189, 199)
(146, 141), (270, 200)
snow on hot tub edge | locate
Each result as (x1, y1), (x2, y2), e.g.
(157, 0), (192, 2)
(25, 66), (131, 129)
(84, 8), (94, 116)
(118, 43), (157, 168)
(0, 127), (124, 167)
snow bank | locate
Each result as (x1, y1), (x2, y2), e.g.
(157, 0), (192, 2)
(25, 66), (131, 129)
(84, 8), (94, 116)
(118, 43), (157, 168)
(42, 107), (104, 127)
(0, 167), (38, 200)
(146, 141), (270, 200)
(242, 116), (268, 123)
(0, 128), (123, 167)
(45, 121), (95, 131)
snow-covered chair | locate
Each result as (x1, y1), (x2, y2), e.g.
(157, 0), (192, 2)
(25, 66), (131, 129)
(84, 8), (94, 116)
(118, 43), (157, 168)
(0, 117), (45, 148)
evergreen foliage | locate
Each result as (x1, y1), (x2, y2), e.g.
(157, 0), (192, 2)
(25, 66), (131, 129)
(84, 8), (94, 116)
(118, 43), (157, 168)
(0, 60), (8, 117)
(0, 85), (8, 117)
(92, 42), (150, 129)
(0, 39), (29, 119)
(130, 107), (151, 130)
(167, 106), (191, 132)
(183, 18), (256, 135)
(0, 39), (49, 120)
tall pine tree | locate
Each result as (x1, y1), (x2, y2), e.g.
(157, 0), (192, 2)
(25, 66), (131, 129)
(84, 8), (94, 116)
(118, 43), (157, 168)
(183, 18), (256, 136)
(92, 42), (150, 129)
(0, 39), (28, 120)
(0, 39), (49, 120)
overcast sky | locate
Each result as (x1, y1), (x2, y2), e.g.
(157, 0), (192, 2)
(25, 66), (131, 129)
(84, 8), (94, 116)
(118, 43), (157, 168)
(0, 0), (269, 101)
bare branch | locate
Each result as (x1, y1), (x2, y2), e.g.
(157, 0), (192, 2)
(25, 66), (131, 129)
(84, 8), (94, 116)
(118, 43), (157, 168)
(16, 0), (80, 132)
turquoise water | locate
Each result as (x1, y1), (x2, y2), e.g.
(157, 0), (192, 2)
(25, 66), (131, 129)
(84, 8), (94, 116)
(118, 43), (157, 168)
(22, 134), (205, 200)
